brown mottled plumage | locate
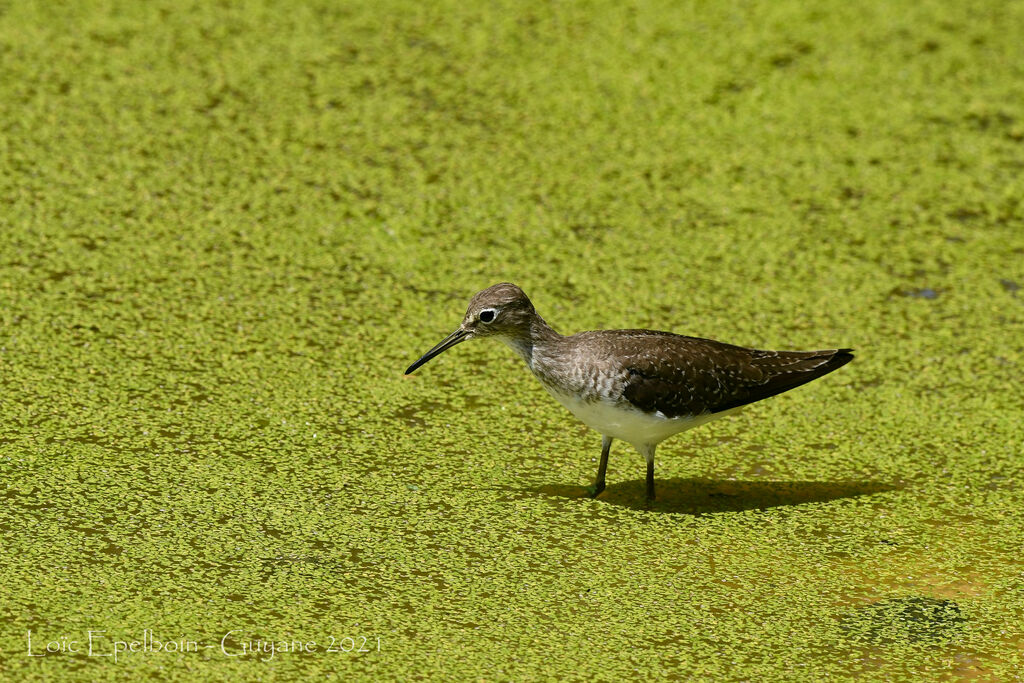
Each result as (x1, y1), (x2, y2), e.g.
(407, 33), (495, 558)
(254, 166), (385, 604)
(405, 283), (853, 502)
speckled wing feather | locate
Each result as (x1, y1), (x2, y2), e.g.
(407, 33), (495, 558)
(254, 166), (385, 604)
(609, 331), (854, 418)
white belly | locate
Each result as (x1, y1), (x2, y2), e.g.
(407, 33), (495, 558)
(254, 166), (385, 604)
(544, 388), (736, 449)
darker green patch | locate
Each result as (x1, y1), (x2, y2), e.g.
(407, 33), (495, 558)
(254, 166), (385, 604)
(892, 286), (941, 299)
(841, 597), (967, 645)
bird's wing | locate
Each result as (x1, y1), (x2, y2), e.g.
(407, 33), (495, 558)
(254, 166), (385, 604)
(614, 333), (853, 417)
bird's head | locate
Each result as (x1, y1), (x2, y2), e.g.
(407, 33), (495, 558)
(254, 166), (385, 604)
(404, 282), (536, 374)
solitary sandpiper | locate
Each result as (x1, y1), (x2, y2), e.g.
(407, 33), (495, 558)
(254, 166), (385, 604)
(405, 283), (853, 502)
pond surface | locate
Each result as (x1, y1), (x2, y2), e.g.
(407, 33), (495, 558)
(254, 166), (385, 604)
(1, 0), (1022, 679)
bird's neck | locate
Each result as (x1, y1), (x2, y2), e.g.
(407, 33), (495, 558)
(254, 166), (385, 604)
(500, 314), (561, 367)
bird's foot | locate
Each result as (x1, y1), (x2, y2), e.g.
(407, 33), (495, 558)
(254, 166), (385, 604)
(585, 483), (606, 498)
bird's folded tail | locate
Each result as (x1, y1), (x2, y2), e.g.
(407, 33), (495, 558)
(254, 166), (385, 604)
(714, 348), (854, 412)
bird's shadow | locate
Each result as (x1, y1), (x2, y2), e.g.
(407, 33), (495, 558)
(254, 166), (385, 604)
(521, 477), (900, 514)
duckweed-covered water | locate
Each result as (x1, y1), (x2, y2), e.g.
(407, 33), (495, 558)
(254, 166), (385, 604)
(1, 0), (1022, 680)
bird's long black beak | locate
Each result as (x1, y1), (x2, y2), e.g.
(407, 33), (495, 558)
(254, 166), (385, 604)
(405, 328), (471, 375)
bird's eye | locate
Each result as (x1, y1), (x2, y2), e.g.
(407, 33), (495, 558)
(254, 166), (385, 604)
(479, 309), (496, 323)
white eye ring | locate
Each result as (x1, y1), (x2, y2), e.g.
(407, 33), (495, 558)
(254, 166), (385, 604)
(479, 308), (497, 323)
